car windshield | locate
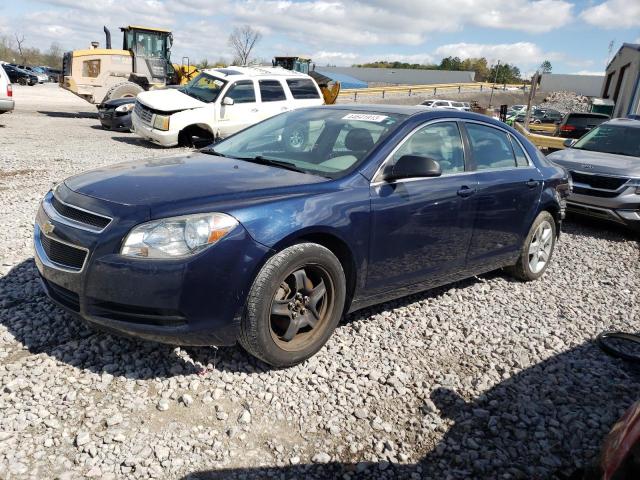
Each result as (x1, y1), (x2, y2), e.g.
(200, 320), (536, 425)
(180, 73), (227, 103)
(208, 108), (407, 178)
(573, 124), (640, 157)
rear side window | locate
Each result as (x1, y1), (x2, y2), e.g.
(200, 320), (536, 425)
(565, 114), (609, 127)
(259, 80), (286, 102)
(286, 79), (320, 99)
(510, 136), (530, 167)
(224, 80), (256, 104)
(82, 60), (100, 78)
(465, 123), (516, 170)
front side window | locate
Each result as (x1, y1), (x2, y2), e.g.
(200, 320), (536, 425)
(573, 124), (640, 157)
(82, 60), (100, 78)
(390, 122), (465, 175)
(224, 80), (256, 104)
(286, 79), (320, 99)
(210, 109), (406, 178)
(465, 123), (517, 170)
(181, 73), (227, 103)
(259, 80), (287, 102)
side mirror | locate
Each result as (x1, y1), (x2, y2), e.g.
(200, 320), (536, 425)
(222, 97), (234, 106)
(385, 155), (442, 181)
(563, 138), (577, 148)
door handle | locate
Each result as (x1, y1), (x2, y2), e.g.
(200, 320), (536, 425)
(251, 108), (258, 112)
(457, 186), (476, 198)
(526, 179), (540, 188)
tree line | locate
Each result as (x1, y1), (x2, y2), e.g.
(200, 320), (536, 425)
(353, 57), (553, 84)
(0, 35), (64, 67)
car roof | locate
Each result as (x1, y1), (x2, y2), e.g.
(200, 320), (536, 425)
(202, 66), (311, 80)
(605, 117), (640, 128)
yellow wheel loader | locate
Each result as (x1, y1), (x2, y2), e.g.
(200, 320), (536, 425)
(273, 56), (340, 104)
(61, 26), (198, 104)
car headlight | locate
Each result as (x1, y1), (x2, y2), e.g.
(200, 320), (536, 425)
(115, 103), (135, 113)
(153, 114), (170, 131)
(628, 179), (640, 194)
(121, 213), (238, 258)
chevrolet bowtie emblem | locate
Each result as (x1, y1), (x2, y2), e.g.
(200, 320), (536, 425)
(42, 222), (55, 235)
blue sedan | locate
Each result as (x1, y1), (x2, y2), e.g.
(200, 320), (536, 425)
(34, 106), (570, 366)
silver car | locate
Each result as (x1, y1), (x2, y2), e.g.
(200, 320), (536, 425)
(548, 118), (640, 231)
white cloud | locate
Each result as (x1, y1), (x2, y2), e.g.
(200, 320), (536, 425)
(572, 70), (605, 76)
(434, 42), (563, 66)
(580, 0), (640, 29)
(311, 51), (434, 66)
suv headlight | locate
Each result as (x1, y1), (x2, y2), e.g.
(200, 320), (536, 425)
(628, 179), (640, 194)
(153, 114), (170, 131)
(115, 103), (135, 113)
(121, 213), (238, 258)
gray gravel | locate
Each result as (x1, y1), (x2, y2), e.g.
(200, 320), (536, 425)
(1, 84), (639, 479)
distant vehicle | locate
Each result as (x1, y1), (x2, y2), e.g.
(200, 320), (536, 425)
(555, 112), (610, 139)
(0, 65), (14, 114)
(97, 97), (135, 131)
(34, 105), (570, 366)
(548, 118), (640, 231)
(23, 66), (49, 83)
(430, 100), (467, 111)
(462, 102), (471, 111)
(40, 66), (61, 83)
(511, 105), (527, 112)
(420, 99), (436, 107)
(534, 108), (563, 124)
(132, 66), (325, 147)
(1, 64), (37, 86)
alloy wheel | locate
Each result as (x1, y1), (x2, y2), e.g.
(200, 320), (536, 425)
(528, 220), (553, 274)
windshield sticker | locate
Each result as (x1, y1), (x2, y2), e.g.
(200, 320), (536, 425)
(342, 113), (389, 122)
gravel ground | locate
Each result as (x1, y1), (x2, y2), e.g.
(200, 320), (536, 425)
(1, 84), (639, 480)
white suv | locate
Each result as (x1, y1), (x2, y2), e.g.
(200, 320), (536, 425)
(430, 100), (468, 111)
(0, 65), (14, 115)
(132, 66), (324, 147)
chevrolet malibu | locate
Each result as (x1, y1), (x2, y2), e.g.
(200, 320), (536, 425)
(35, 106), (570, 367)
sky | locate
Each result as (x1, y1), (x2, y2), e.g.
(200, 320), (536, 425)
(1, 0), (639, 77)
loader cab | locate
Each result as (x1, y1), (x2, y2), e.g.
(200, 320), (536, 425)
(121, 26), (173, 86)
(273, 56), (311, 75)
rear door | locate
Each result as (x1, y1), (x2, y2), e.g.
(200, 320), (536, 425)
(367, 120), (479, 294)
(257, 79), (290, 121)
(461, 122), (543, 270)
(218, 80), (259, 137)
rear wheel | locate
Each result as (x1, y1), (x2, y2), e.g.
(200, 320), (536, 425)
(103, 82), (144, 102)
(507, 211), (556, 281)
(239, 243), (346, 367)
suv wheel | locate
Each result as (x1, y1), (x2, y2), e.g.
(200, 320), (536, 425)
(507, 211), (556, 281)
(239, 243), (346, 367)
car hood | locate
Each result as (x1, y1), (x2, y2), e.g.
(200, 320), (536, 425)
(64, 153), (326, 208)
(137, 88), (205, 112)
(548, 148), (640, 178)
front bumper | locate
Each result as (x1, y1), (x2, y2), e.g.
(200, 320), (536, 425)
(98, 110), (132, 131)
(0, 98), (14, 113)
(566, 188), (640, 230)
(34, 186), (271, 346)
(132, 113), (178, 147)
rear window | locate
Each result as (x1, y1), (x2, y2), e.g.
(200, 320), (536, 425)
(259, 80), (287, 102)
(286, 78), (320, 100)
(565, 114), (609, 127)
(466, 123), (517, 170)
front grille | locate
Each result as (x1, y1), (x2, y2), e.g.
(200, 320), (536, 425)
(134, 101), (153, 124)
(43, 278), (80, 312)
(572, 186), (621, 198)
(51, 196), (110, 230)
(570, 171), (629, 191)
(40, 233), (87, 271)
(89, 301), (186, 326)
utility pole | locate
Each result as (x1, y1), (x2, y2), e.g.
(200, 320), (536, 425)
(524, 71), (539, 131)
(488, 60), (500, 109)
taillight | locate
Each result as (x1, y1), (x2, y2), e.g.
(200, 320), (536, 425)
(560, 125), (576, 132)
(7, 84), (12, 97)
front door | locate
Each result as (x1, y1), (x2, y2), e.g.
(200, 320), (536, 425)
(218, 80), (259, 137)
(367, 121), (478, 294)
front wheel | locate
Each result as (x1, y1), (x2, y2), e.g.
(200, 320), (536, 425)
(239, 243), (346, 367)
(506, 211), (556, 281)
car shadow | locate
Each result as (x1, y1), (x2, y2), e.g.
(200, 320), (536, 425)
(37, 110), (98, 120)
(110, 135), (168, 149)
(563, 216), (639, 243)
(179, 342), (640, 479)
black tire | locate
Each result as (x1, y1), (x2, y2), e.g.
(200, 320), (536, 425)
(239, 243), (346, 367)
(506, 211), (556, 281)
(103, 82), (144, 102)
(18, 78), (27, 86)
(178, 126), (214, 148)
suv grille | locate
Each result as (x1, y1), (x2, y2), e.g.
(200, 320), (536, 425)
(52, 196), (111, 230)
(40, 233), (87, 271)
(134, 101), (153, 124)
(570, 171), (629, 192)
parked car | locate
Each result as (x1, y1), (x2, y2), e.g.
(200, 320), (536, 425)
(97, 98), (135, 131)
(534, 108), (563, 124)
(0, 64), (14, 114)
(511, 104), (527, 112)
(420, 99), (436, 107)
(23, 66), (49, 83)
(548, 118), (640, 231)
(132, 66), (325, 147)
(429, 100), (467, 111)
(42, 67), (61, 83)
(2, 64), (37, 85)
(555, 112), (609, 139)
(34, 105), (570, 366)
